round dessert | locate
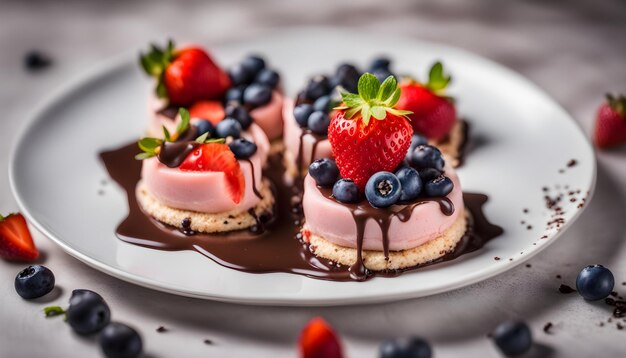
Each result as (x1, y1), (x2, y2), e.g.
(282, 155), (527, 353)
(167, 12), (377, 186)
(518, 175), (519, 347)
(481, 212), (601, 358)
(140, 40), (284, 149)
(135, 108), (274, 234)
(300, 73), (467, 277)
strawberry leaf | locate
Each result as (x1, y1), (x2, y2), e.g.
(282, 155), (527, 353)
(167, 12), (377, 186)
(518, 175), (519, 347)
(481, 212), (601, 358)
(44, 306), (66, 318)
(162, 126), (171, 142)
(136, 137), (163, 160)
(607, 93), (626, 118)
(176, 108), (190, 135)
(427, 61), (451, 92)
(195, 132), (209, 143)
(139, 39), (176, 101)
(358, 73), (380, 101)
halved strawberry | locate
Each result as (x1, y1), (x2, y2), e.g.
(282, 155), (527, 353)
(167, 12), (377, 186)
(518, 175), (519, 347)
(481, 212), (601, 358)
(179, 143), (245, 204)
(0, 213), (39, 261)
(299, 317), (343, 358)
(189, 100), (225, 125)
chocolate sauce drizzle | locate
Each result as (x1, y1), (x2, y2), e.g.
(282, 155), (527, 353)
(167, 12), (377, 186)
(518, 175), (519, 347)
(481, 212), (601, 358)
(100, 142), (502, 282)
(295, 128), (325, 178)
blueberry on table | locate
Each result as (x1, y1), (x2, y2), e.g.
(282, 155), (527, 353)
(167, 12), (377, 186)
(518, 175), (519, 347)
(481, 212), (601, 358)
(307, 111), (330, 135)
(332, 179), (360, 204)
(576, 264), (614, 301)
(365, 172), (402, 208)
(14, 265), (55, 299)
(309, 158), (340, 188)
(229, 138), (258, 159)
(225, 104), (253, 130)
(410, 145), (445, 171)
(194, 120), (215, 137)
(255, 68), (280, 88)
(67, 289), (111, 335)
(424, 175), (454, 197)
(492, 321), (532, 357)
(241, 55), (266, 77)
(293, 104), (314, 128)
(379, 336), (432, 358)
(304, 75), (331, 100)
(225, 86), (245, 104)
(216, 118), (242, 139)
(243, 84), (273, 107)
(369, 57), (391, 71)
(99, 322), (143, 358)
(227, 63), (253, 86)
(313, 95), (333, 113)
(395, 166), (422, 202)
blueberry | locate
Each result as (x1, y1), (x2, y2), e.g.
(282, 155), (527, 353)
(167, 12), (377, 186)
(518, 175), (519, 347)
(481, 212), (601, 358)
(309, 158), (339, 188)
(369, 57), (391, 71)
(332, 179), (360, 204)
(365, 172), (402, 208)
(410, 145), (445, 171)
(99, 322), (143, 358)
(14, 265), (55, 299)
(492, 321), (532, 357)
(243, 84), (272, 107)
(406, 133), (430, 161)
(293, 104), (314, 128)
(379, 336), (432, 358)
(229, 138), (257, 159)
(241, 55), (265, 76)
(215, 118), (242, 138)
(225, 86), (245, 103)
(307, 111), (330, 135)
(313, 95), (333, 113)
(67, 289), (111, 335)
(304, 75), (330, 100)
(372, 68), (396, 83)
(255, 68), (280, 88)
(424, 175), (454, 197)
(576, 264), (614, 301)
(227, 63), (253, 86)
(395, 167), (422, 202)
(418, 168), (442, 183)
(194, 120), (215, 137)
(331, 63), (359, 93)
(225, 104), (253, 130)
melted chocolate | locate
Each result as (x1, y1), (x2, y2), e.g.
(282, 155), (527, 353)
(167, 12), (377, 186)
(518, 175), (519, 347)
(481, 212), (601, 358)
(100, 142), (503, 282)
(158, 142), (199, 168)
(243, 159), (263, 200)
(295, 128), (325, 178)
(157, 106), (179, 120)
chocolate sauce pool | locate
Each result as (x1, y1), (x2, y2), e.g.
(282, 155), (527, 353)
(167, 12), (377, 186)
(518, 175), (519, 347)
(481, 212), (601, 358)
(100, 142), (502, 282)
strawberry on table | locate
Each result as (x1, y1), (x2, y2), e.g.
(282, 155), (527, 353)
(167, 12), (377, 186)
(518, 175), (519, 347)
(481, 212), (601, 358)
(299, 317), (343, 358)
(140, 40), (231, 106)
(396, 61), (456, 141)
(0, 213), (39, 261)
(593, 94), (626, 149)
(329, 73), (413, 190)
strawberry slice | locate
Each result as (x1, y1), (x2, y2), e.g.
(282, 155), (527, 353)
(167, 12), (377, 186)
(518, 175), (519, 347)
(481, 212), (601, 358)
(0, 213), (39, 261)
(189, 100), (225, 125)
(179, 143), (245, 204)
(299, 317), (343, 358)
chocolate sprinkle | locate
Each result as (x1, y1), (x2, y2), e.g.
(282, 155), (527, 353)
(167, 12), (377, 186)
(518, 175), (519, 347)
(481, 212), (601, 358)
(543, 322), (553, 334)
(156, 326), (167, 333)
(558, 284), (576, 294)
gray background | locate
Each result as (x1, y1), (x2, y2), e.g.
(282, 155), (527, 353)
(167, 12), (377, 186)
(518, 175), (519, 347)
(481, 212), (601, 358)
(1, 0), (626, 357)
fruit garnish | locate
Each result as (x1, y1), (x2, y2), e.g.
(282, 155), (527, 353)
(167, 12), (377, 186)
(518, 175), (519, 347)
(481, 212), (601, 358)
(15, 265), (55, 299)
(45, 289), (111, 335)
(189, 100), (225, 125)
(329, 73), (413, 190)
(0, 213), (39, 261)
(140, 40), (231, 106)
(298, 317), (343, 358)
(576, 264), (614, 301)
(593, 94), (626, 149)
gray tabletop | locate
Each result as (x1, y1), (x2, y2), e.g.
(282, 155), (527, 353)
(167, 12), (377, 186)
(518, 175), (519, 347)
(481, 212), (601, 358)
(1, 0), (626, 357)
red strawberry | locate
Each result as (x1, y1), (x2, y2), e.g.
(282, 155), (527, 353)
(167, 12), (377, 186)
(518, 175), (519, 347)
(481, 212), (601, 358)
(329, 73), (413, 190)
(299, 317), (343, 358)
(395, 61), (456, 141)
(594, 94), (626, 149)
(140, 40), (231, 106)
(179, 143), (245, 204)
(0, 213), (39, 261)
(189, 100), (225, 125)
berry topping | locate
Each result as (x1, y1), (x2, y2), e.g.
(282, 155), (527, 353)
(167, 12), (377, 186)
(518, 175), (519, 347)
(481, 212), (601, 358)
(410, 145), (445, 171)
(424, 175), (454, 197)
(241, 55), (266, 77)
(194, 120), (215, 138)
(331, 63), (359, 93)
(243, 84), (273, 107)
(328, 73), (412, 190)
(313, 95), (333, 113)
(332, 179), (360, 204)
(227, 63), (253, 87)
(215, 118), (243, 139)
(304, 75), (331, 101)
(418, 168), (442, 183)
(395, 166), (422, 202)
(593, 94), (626, 149)
(365, 172), (402, 208)
(228, 138), (258, 160)
(225, 86), (245, 103)
(66, 289), (111, 335)
(369, 57), (391, 72)
(255, 68), (280, 88)
(406, 133), (429, 161)
(576, 264), (614, 301)
(372, 68), (395, 83)
(225, 104), (253, 130)
(309, 158), (340, 188)
(100, 322), (143, 358)
(379, 336), (432, 358)
(299, 317), (343, 358)
(0, 212), (39, 262)
(188, 100), (224, 125)
(14, 265), (55, 299)
(140, 40), (230, 106)
(294, 104), (314, 128)
(307, 111), (331, 135)
(492, 321), (532, 357)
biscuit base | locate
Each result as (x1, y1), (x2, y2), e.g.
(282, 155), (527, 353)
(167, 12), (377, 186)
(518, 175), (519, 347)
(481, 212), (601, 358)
(303, 212), (468, 271)
(136, 179), (274, 233)
(431, 120), (466, 168)
(269, 138), (285, 156)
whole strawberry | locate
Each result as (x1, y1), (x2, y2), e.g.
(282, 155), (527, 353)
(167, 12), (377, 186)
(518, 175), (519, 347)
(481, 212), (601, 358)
(329, 73), (413, 190)
(594, 94), (626, 149)
(396, 61), (456, 141)
(298, 317), (343, 358)
(140, 40), (231, 106)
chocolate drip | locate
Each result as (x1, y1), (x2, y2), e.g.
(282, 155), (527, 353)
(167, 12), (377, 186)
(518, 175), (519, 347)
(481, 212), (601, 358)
(294, 128), (325, 179)
(244, 159), (263, 200)
(158, 142), (200, 168)
(157, 106), (178, 120)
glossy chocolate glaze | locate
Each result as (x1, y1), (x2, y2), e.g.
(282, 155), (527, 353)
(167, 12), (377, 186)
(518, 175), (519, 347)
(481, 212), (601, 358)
(100, 142), (502, 282)
(157, 105), (179, 120)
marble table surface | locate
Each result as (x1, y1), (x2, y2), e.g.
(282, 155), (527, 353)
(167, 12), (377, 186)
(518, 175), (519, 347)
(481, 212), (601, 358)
(1, 0), (625, 357)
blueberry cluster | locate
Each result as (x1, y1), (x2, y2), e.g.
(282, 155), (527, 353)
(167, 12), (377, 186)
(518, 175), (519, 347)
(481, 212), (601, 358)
(192, 107), (258, 160)
(292, 57), (397, 136)
(226, 55), (280, 109)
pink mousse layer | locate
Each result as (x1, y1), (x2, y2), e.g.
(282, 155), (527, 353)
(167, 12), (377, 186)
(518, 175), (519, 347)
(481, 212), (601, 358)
(282, 98), (333, 170)
(302, 164), (465, 252)
(141, 123), (270, 214)
(147, 91), (284, 140)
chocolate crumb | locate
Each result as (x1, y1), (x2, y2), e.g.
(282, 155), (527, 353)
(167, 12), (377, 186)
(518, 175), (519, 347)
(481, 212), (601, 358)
(509, 258), (513, 261)
(542, 187), (549, 192)
(523, 208), (529, 213)
(599, 322), (605, 327)
(98, 190), (105, 196)
(525, 264), (532, 268)
(556, 274), (562, 279)
(223, 220), (229, 225)
(567, 159), (577, 167)
(204, 339), (213, 345)
(622, 282), (626, 286)
(520, 220), (526, 225)
(618, 323), (624, 330)
(559, 284), (576, 294)
(543, 322), (553, 334)
(24, 51), (52, 71)
(611, 291), (618, 297)
(570, 198), (576, 202)
(156, 326), (167, 333)
(558, 169), (565, 174)
(494, 256), (501, 261)
(527, 225), (533, 230)
(100, 179), (108, 185)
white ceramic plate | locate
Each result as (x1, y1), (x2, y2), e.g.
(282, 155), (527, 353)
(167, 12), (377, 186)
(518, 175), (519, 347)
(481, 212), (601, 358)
(9, 28), (595, 306)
